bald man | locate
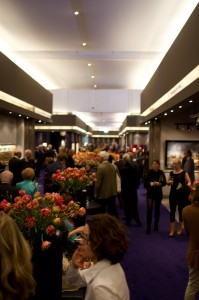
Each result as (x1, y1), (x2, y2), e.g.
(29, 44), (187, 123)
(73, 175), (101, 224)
(0, 170), (20, 202)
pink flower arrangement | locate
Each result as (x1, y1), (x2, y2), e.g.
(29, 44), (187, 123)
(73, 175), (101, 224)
(0, 190), (86, 250)
(52, 167), (96, 195)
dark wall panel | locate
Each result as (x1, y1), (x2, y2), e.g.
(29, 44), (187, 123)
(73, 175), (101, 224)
(141, 4), (199, 114)
(0, 52), (52, 113)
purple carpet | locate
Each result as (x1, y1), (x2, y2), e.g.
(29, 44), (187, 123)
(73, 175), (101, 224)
(120, 183), (199, 300)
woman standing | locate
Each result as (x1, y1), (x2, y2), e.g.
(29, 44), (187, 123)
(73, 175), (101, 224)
(167, 158), (191, 237)
(145, 160), (166, 234)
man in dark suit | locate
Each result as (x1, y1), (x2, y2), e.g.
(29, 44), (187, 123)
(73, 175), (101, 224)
(8, 149), (22, 185)
(94, 151), (118, 217)
(0, 170), (20, 202)
(119, 153), (141, 226)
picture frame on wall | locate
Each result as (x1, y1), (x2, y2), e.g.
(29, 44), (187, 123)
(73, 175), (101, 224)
(165, 140), (199, 169)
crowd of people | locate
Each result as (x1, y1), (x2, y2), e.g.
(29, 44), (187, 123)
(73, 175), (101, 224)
(0, 144), (198, 299)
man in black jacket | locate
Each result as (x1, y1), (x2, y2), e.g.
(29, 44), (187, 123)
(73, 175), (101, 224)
(8, 149), (22, 185)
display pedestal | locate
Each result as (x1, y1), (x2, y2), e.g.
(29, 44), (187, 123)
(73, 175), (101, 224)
(32, 236), (63, 300)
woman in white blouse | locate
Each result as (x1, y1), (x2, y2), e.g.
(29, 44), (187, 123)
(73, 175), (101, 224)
(66, 214), (130, 300)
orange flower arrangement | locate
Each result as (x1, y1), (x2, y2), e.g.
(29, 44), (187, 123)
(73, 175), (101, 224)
(0, 190), (86, 250)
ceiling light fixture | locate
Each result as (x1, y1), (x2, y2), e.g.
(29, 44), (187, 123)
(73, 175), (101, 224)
(74, 11), (79, 15)
(91, 75), (95, 79)
(88, 63), (92, 67)
(82, 42), (87, 46)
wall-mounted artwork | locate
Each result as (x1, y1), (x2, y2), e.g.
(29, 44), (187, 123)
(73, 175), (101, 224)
(165, 140), (199, 169)
(0, 144), (15, 164)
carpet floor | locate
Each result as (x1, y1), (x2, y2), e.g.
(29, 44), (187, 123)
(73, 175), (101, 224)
(120, 183), (199, 300)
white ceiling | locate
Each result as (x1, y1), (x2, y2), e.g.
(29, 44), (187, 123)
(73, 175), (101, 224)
(1, 0), (198, 131)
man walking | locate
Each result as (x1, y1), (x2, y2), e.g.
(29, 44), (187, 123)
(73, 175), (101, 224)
(94, 151), (118, 217)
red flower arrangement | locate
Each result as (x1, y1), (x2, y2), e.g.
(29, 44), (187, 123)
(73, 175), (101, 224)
(51, 167), (96, 195)
(0, 190), (86, 250)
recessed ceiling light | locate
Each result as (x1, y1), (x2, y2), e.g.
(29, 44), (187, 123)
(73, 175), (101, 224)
(74, 11), (79, 15)
(9, 111), (12, 114)
(82, 42), (87, 46)
(88, 63), (92, 67)
(91, 75), (95, 79)
(26, 116), (29, 119)
(164, 113), (167, 116)
(189, 100), (193, 103)
(18, 114), (21, 117)
(94, 84), (97, 89)
(170, 109), (174, 112)
(38, 120), (42, 123)
(179, 105), (182, 108)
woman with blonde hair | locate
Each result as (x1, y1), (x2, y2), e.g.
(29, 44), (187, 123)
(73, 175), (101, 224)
(16, 167), (39, 198)
(0, 212), (35, 300)
(167, 158), (191, 237)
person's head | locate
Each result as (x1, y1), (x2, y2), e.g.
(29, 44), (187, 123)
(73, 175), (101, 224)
(185, 150), (192, 157)
(151, 160), (160, 171)
(68, 149), (75, 157)
(45, 156), (54, 166)
(108, 154), (114, 163)
(173, 158), (182, 170)
(98, 151), (109, 163)
(22, 168), (35, 180)
(57, 154), (68, 168)
(0, 170), (13, 184)
(24, 149), (32, 160)
(78, 214), (128, 264)
(14, 149), (22, 159)
(0, 212), (35, 299)
(122, 153), (132, 162)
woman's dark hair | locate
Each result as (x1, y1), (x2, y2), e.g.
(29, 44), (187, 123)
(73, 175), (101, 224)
(87, 214), (128, 264)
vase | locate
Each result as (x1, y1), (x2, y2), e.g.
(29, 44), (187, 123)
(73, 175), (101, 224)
(31, 234), (65, 300)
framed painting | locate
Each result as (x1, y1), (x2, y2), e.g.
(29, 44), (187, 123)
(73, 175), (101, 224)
(165, 140), (199, 169)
